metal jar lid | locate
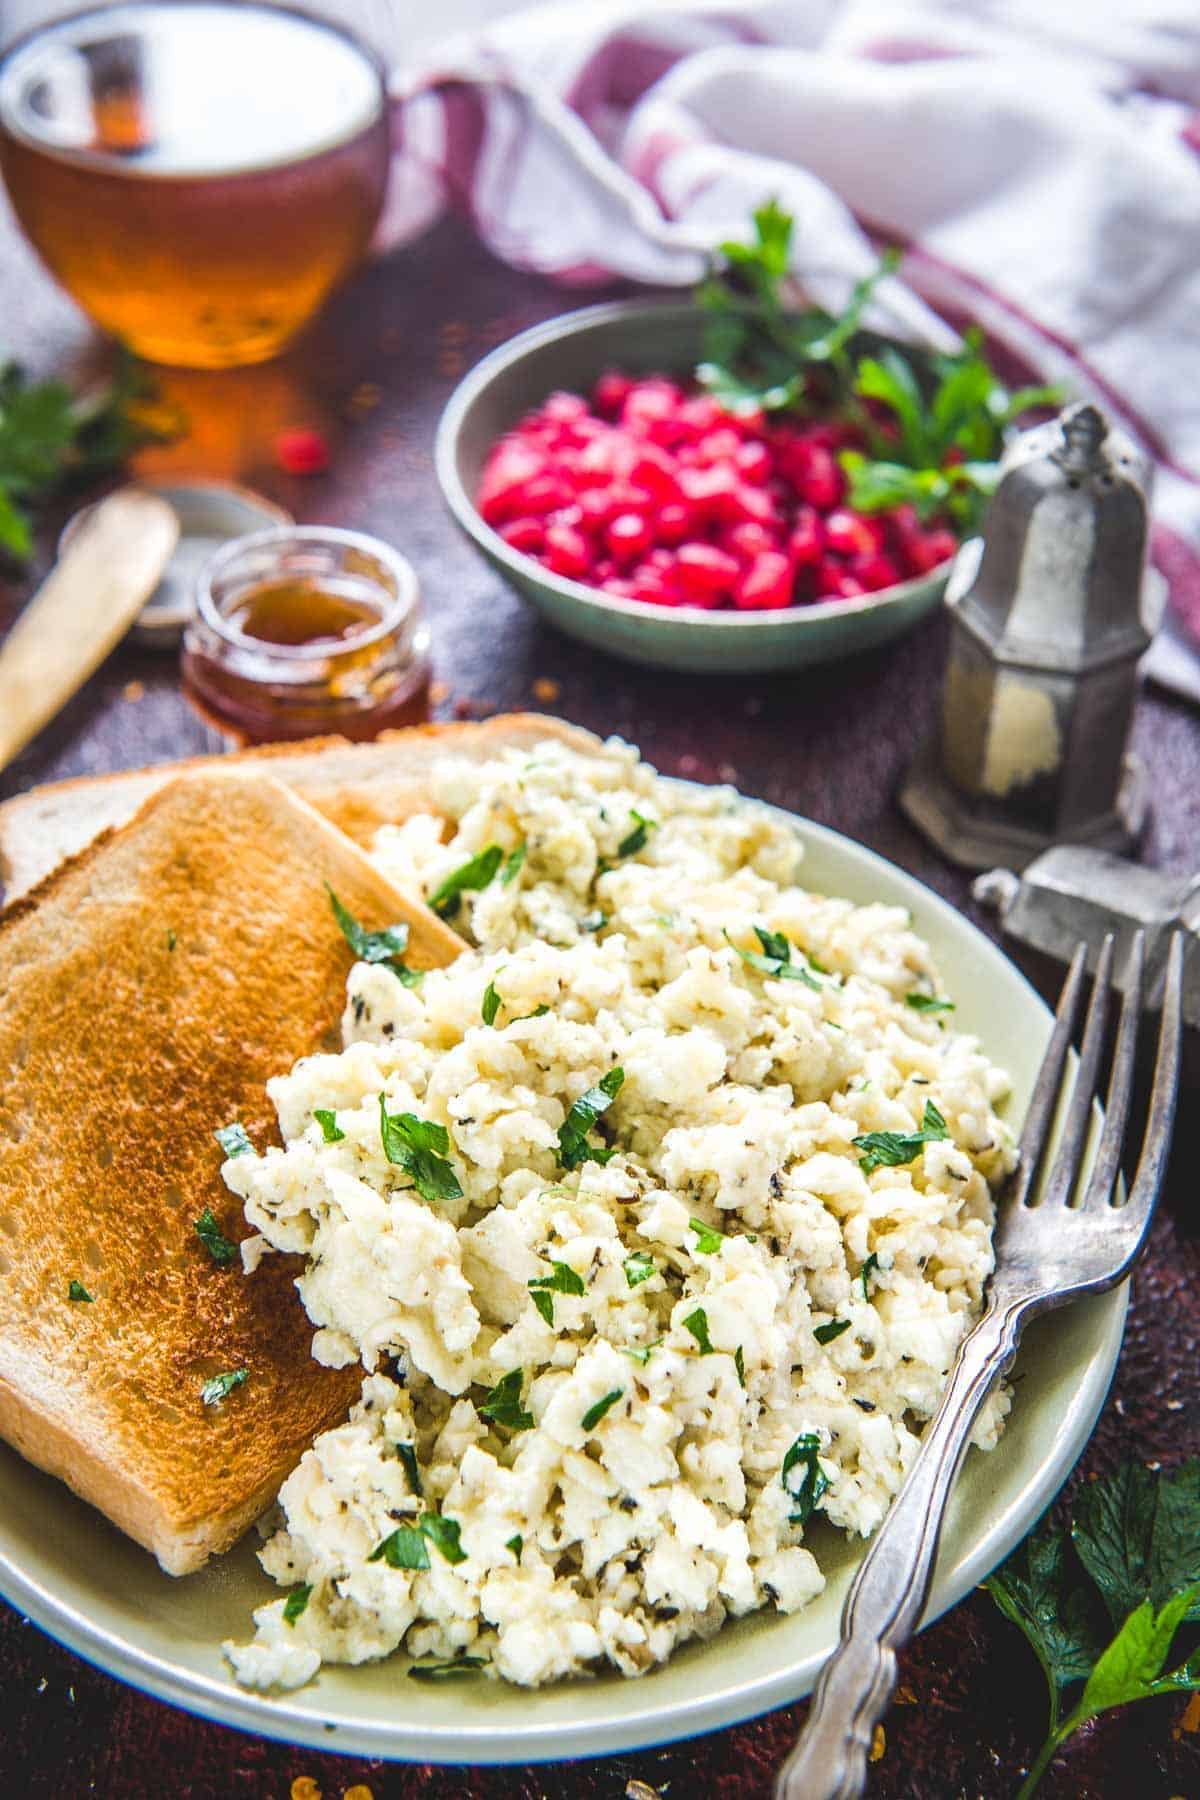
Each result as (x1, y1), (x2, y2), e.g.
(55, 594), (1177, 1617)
(59, 478), (293, 647)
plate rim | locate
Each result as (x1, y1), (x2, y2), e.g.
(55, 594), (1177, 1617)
(0, 802), (1128, 1763)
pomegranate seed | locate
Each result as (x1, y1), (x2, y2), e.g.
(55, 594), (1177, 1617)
(788, 507), (825, 566)
(925, 528), (959, 566)
(499, 518), (545, 554)
(824, 509), (883, 559)
(725, 521), (777, 561)
(853, 553), (903, 592)
(542, 390), (588, 424)
(676, 542), (740, 602)
(794, 446), (845, 512)
(655, 502), (691, 546)
(735, 550), (794, 611)
(675, 395), (724, 438)
(904, 527), (959, 575)
(695, 427), (743, 467)
(544, 524), (591, 579)
(607, 511), (654, 561)
(734, 440), (773, 483)
(274, 426), (331, 477)
(593, 370), (635, 418)
(629, 450), (684, 507)
(477, 438), (546, 524)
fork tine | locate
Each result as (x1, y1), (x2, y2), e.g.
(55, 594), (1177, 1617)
(1122, 931), (1184, 1228)
(1078, 930), (1143, 1209)
(1040, 933), (1116, 1207)
(1011, 942), (1088, 1209)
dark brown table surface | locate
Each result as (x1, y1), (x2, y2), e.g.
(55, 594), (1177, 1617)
(0, 202), (1197, 1800)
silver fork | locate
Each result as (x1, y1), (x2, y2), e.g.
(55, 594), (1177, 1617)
(775, 929), (1185, 1800)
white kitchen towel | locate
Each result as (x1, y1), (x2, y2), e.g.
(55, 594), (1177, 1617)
(386, 0), (1200, 694)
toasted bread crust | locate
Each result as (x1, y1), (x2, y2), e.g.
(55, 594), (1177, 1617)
(0, 715), (603, 908)
(0, 771), (464, 1574)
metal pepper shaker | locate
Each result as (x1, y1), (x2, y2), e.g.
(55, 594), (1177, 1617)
(901, 402), (1159, 870)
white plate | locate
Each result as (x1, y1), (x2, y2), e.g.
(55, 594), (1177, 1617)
(0, 807), (1124, 1762)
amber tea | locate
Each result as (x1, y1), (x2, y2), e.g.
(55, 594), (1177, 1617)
(0, 3), (390, 367)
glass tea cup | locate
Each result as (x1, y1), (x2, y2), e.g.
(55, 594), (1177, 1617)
(0, 3), (391, 368)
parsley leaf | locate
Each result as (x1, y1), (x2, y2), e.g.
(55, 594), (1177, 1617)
(501, 842), (526, 886)
(1072, 1460), (1200, 1626)
(326, 886), (422, 985)
(624, 1251), (655, 1288)
(67, 1279), (92, 1303)
(905, 992), (955, 1015)
(481, 977), (502, 1027)
(814, 1318), (851, 1346)
(201, 1368), (247, 1407)
(734, 1344), (746, 1389)
(379, 1098), (463, 1204)
(682, 1308), (714, 1355)
(581, 1389), (624, 1431)
(616, 810), (656, 858)
(313, 1108), (345, 1144)
(860, 1252), (880, 1300)
(283, 1583), (312, 1626)
(782, 1433), (829, 1525)
(689, 1216), (725, 1255)
(429, 845), (504, 919)
(478, 1368), (534, 1433)
(396, 1443), (422, 1496)
(506, 1534), (523, 1559)
(854, 1099), (949, 1175)
(530, 1289), (554, 1327)
(724, 926), (821, 989)
(194, 1207), (238, 1266)
(556, 1067), (624, 1170)
(369, 1525), (428, 1571)
(420, 1514), (467, 1565)
(408, 1656), (487, 1681)
(214, 1121), (254, 1159)
(527, 1260), (585, 1326)
(621, 1342), (660, 1366)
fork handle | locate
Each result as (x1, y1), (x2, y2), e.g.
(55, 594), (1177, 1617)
(774, 1298), (1027, 1800)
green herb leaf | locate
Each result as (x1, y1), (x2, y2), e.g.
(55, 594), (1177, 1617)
(782, 1433), (830, 1525)
(620, 1342), (659, 1366)
(478, 1368), (534, 1433)
(735, 1345), (746, 1389)
(1072, 1460), (1200, 1626)
(616, 810), (656, 859)
(194, 1207), (238, 1266)
(1079, 1587), (1200, 1718)
(501, 842), (526, 886)
(420, 1513), (467, 1565)
(429, 844), (504, 919)
(379, 1098), (463, 1204)
(689, 1216), (725, 1255)
(283, 1583), (312, 1626)
(905, 992), (955, 1016)
(313, 1108), (345, 1144)
(369, 1524), (429, 1570)
(528, 1260), (587, 1305)
(506, 1534), (523, 1560)
(396, 1442), (422, 1497)
(854, 1099), (949, 1176)
(407, 1656), (487, 1681)
(326, 886), (421, 984)
(513, 1004), (551, 1023)
(530, 1290), (554, 1327)
(201, 1368), (247, 1407)
(860, 1252), (880, 1300)
(682, 1308), (714, 1355)
(624, 1251), (655, 1288)
(481, 977), (502, 1027)
(814, 1318), (851, 1346)
(215, 1121), (254, 1159)
(724, 927), (821, 989)
(67, 1279), (93, 1303)
(581, 1389), (624, 1431)
(556, 1067), (624, 1170)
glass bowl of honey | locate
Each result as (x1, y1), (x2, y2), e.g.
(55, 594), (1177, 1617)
(182, 526), (431, 744)
(0, 3), (390, 367)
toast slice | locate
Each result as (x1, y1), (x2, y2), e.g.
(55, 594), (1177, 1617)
(0, 770), (464, 1575)
(0, 714), (603, 908)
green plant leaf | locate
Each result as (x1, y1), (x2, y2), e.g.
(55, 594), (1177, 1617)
(429, 845), (504, 919)
(854, 1100), (949, 1175)
(379, 1099), (463, 1204)
(556, 1067), (624, 1170)
(1072, 1459), (1200, 1625)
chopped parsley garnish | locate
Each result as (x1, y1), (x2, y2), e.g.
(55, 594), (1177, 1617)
(580, 909), (608, 933)
(478, 1368), (534, 1432)
(814, 1318), (851, 1346)
(530, 1290), (554, 1327)
(505, 1534), (523, 1560)
(854, 1099), (949, 1175)
(194, 1207), (238, 1266)
(408, 1656), (487, 1681)
(689, 1216), (725, 1255)
(513, 1004), (551, 1022)
(481, 976), (502, 1027)
(67, 1279), (92, 1303)
(313, 1108), (345, 1144)
(735, 1345), (746, 1388)
(620, 1342), (659, 1365)
(396, 1442), (422, 1496)
(556, 1067), (624, 1170)
(326, 885), (422, 985)
(370, 1513), (467, 1569)
(379, 1099), (463, 1204)
(782, 1433), (830, 1525)
(616, 810), (656, 859)
(905, 992), (955, 1015)
(201, 1368), (247, 1407)
(501, 842), (526, 886)
(214, 1121), (253, 1159)
(623, 1251), (655, 1288)
(682, 1308), (715, 1355)
(429, 844), (504, 919)
(165, 928), (176, 953)
(283, 1583), (312, 1626)
(724, 925), (821, 989)
(581, 1389), (624, 1431)
(861, 1252), (880, 1300)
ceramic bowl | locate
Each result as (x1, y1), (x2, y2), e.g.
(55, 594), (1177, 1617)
(435, 301), (951, 674)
